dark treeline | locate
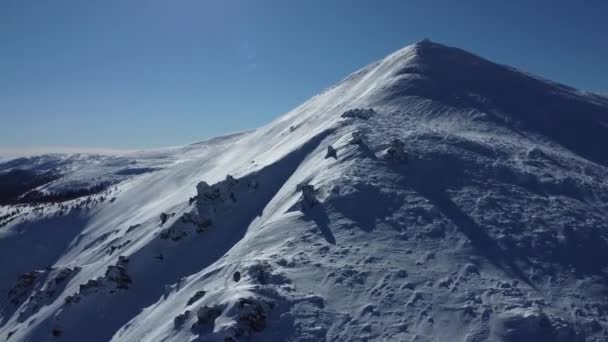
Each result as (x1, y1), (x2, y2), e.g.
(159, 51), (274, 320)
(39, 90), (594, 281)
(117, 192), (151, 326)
(0, 169), (60, 205)
(0, 169), (109, 205)
(19, 183), (109, 204)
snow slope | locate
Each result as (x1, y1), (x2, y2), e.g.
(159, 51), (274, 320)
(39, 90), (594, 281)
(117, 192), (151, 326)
(1, 40), (608, 342)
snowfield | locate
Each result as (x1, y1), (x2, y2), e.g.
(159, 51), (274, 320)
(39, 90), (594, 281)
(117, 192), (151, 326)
(1, 40), (608, 342)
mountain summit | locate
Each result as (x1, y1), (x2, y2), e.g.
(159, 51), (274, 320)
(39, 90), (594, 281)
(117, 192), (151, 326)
(1, 41), (608, 342)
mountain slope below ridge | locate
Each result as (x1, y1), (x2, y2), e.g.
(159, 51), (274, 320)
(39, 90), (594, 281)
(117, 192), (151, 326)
(1, 40), (608, 341)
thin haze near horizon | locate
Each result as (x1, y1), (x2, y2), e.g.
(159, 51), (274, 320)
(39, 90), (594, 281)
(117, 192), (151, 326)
(1, 0), (607, 155)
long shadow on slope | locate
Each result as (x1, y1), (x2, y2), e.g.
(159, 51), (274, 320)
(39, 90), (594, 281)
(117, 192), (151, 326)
(45, 129), (337, 342)
(303, 204), (336, 244)
(401, 156), (537, 289)
(328, 182), (403, 233)
(415, 186), (536, 290)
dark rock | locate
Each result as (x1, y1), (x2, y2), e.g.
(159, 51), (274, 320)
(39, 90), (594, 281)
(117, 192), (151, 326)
(126, 224), (141, 233)
(325, 145), (337, 159)
(235, 298), (268, 335)
(160, 212), (169, 225)
(187, 290), (207, 306)
(349, 131), (366, 145)
(173, 310), (191, 327)
(196, 305), (222, 325)
(105, 264), (132, 289)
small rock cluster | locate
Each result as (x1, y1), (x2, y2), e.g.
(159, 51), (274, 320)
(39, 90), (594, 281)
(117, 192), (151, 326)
(160, 175), (260, 242)
(196, 305), (223, 325)
(196, 175), (241, 204)
(341, 108), (376, 120)
(173, 310), (191, 327)
(159, 225), (188, 241)
(159, 212), (213, 241)
(65, 256), (132, 304)
(105, 256), (132, 290)
(180, 212), (212, 233)
(9, 267), (80, 321)
(383, 139), (408, 162)
(106, 239), (131, 255)
(8, 271), (43, 306)
(232, 298), (268, 337)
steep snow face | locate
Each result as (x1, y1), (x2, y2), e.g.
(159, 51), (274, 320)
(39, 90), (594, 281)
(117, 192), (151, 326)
(2, 41), (608, 342)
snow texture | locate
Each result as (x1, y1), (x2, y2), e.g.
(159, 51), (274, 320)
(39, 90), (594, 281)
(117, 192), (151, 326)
(1, 40), (608, 341)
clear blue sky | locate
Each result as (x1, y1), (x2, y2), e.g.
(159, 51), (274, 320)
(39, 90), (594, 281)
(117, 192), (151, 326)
(1, 0), (607, 152)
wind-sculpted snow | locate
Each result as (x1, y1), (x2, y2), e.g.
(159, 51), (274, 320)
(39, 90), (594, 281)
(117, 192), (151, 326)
(1, 40), (608, 341)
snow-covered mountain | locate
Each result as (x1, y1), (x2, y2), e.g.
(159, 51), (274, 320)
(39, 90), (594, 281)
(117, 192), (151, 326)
(1, 40), (608, 342)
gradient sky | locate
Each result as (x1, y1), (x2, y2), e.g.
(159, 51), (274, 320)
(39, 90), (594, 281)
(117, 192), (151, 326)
(1, 0), (607, 153)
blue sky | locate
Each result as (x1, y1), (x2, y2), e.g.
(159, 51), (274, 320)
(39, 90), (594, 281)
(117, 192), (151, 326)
(1, 0), (607, 152)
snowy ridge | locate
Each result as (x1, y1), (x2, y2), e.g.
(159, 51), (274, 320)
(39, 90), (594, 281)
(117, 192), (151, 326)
(1, 40), (608, 341)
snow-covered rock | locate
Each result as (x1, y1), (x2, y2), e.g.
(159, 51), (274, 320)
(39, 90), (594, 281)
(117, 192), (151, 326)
(381, 138), (408, 162)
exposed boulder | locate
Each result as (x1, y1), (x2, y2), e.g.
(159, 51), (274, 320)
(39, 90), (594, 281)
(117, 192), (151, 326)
(160, 212), (169, 225)
(225, 175), (239, 187)
(78, 279), (99, 294)
(233, 271), (241, 282)
(173, 310), (191, 327)
(6, 330), (16, 340)
(296, 183), (317, 209)
(117, 255), (129, 266)
(186, 290), (207, 306)
(105, 259), (132, 290)
(196, 305), (222, 325)
(349, 131), (366, 145)
(196, 181), (220, 201)
(325, 145), (337, 159)
(233, 298), (269, 337)
(245, 261), (290, 285)
(68, 257), (133, 303)
(196, 174), (247, 204)
(126, 224), (141, 233)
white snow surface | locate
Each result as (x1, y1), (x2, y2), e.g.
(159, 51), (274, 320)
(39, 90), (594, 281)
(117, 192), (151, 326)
(1, 40), (608, 342)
